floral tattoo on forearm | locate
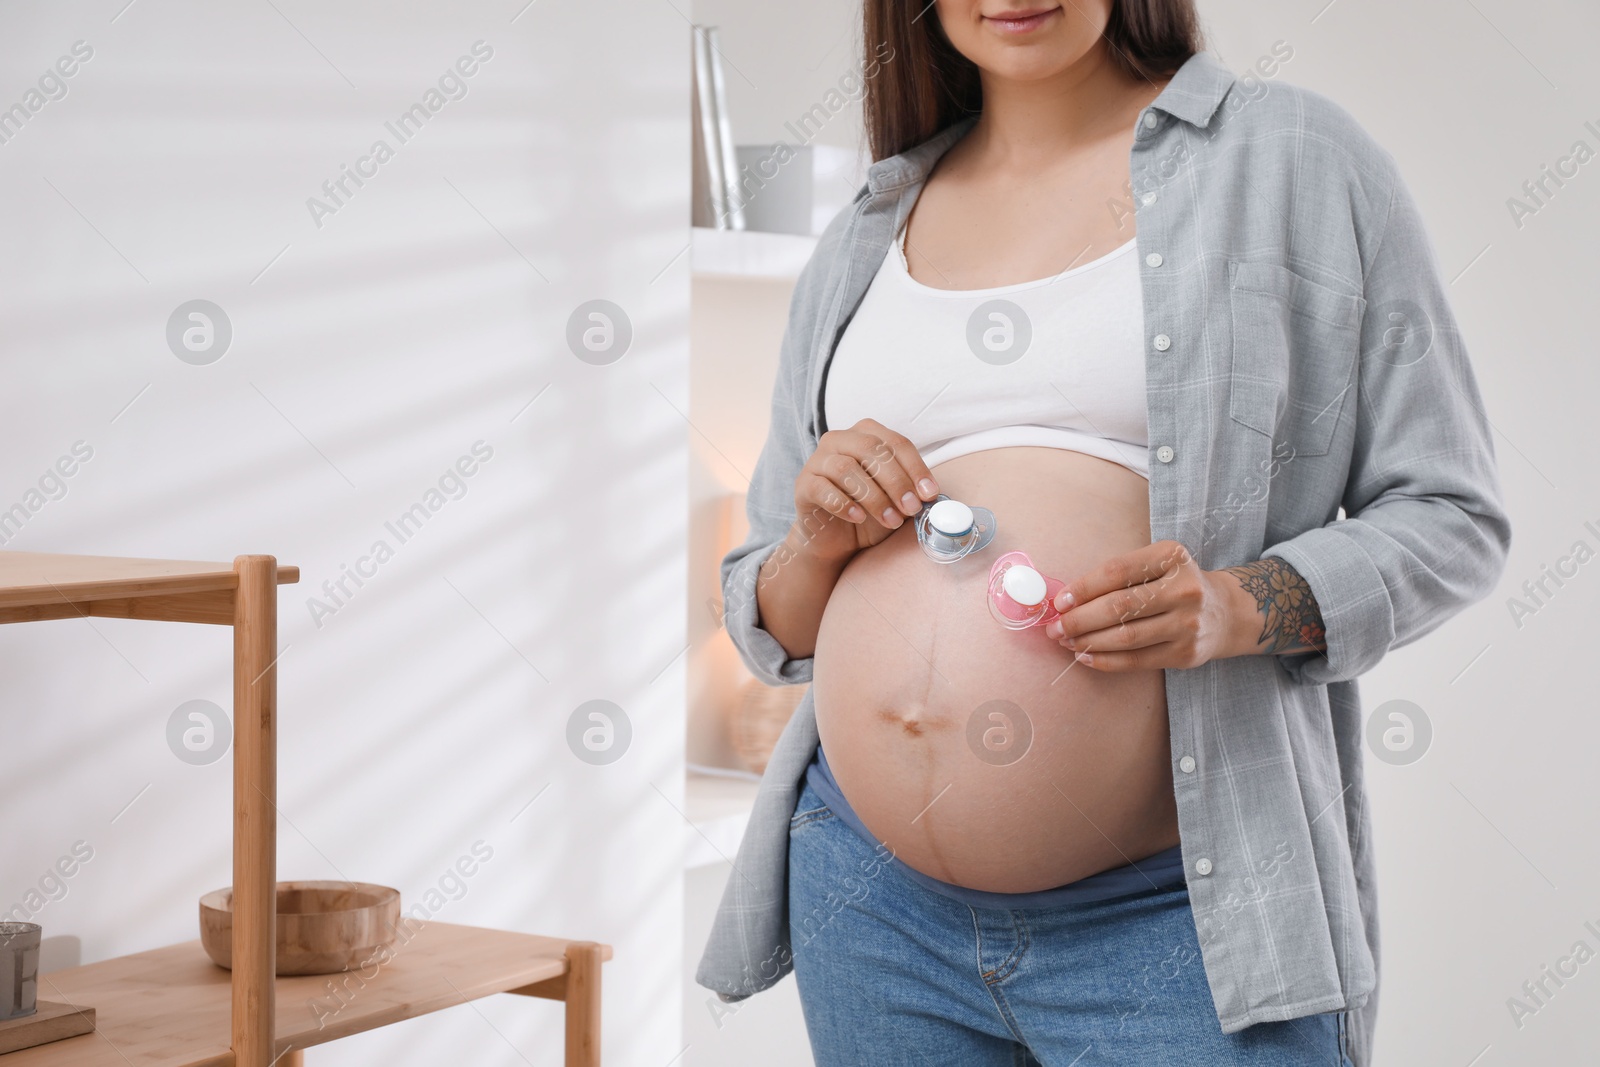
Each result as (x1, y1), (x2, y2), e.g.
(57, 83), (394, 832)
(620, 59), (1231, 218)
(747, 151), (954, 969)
(1226, 558), (1327, 654)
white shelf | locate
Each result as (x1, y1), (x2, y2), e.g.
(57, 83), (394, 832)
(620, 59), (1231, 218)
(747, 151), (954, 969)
(692, 227), (818, 281)
(685, 771), (761, 870)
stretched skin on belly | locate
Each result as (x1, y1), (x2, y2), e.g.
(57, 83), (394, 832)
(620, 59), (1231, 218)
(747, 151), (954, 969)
(811, 446), (1179, 893)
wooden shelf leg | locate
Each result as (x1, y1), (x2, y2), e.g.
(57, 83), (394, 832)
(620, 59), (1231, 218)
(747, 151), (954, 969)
(233, 556), (279, 1067)
(563, 941), (603, 1067)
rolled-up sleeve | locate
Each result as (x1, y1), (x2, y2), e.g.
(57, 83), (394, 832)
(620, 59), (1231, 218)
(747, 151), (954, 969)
(721, 448), (813, 687)
(1264, 157), (1512, 685)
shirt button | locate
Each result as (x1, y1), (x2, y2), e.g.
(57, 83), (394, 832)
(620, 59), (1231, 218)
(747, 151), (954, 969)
(1156, 445), (1175, 464)
(1195, 858), (1213, 877)
(1145, 252), (1164, 268)
(1142, 190), (1159, 206)
(1179, 755), (1196, 773)
(1142, 111), (1159, 129)
(1153, 333), (1171, 351)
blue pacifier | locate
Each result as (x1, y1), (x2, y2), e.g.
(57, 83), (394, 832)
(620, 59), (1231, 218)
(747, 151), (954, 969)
(915, 495), (997, 564)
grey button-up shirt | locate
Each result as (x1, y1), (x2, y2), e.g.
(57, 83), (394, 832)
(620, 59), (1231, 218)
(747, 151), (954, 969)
(695, 51), (1510, 1067)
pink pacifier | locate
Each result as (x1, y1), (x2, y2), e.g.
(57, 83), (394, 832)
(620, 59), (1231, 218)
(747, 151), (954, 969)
(987, 551), (1066, 630)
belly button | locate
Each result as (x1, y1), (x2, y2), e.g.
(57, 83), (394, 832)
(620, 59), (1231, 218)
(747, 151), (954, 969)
(876, 707), (949, 736)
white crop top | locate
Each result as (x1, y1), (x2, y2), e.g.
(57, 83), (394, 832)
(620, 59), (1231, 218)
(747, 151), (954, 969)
(823, 222), (1151, 478)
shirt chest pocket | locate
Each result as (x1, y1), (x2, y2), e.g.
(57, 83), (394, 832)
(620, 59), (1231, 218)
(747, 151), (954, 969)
(1228, 261), (1366, 457)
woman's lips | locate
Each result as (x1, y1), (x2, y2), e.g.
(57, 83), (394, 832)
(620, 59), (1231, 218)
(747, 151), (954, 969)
(984, 7), (1060, 35)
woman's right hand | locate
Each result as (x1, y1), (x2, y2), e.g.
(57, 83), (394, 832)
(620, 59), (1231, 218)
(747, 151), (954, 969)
(790, 418), (941, 565)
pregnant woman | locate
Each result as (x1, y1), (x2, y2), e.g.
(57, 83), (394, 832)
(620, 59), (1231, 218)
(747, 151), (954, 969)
(698, 2), (1510, 1065)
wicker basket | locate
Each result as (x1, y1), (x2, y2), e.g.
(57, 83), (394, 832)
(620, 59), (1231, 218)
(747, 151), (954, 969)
(728, 680), (807, 775)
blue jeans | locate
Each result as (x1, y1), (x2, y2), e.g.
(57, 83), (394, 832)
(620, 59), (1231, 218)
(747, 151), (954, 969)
(787, 779), (1354, 1066)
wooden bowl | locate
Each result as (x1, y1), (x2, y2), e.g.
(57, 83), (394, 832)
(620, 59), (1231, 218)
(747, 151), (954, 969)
(199, 881), (401, 976)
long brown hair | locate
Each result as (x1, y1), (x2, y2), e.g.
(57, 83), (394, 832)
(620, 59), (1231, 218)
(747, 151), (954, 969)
(862, 0), (1205, 161)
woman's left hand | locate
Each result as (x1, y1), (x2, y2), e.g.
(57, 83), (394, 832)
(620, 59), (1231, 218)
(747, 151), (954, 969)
(1043, 540), (1254, 671)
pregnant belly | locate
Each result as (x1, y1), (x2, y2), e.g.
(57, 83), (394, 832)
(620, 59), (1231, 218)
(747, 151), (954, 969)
(812, 446), (1179, 893)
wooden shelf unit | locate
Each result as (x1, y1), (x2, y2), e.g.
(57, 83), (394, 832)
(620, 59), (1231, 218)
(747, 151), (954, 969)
(5, 924), (608, 1067)
(0, 552), (608, 1067)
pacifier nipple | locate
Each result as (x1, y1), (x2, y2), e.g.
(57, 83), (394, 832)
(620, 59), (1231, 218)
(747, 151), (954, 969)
(988, 551), (1065, 630)
(916, 495), (997, 564)
(928, 499), (974, 537)
(1001, 565), (1047, 607)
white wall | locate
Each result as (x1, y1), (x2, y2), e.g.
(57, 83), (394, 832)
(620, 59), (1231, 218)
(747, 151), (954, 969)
(683, 2), (1600, 1066)
(0, 2), (687, 1064)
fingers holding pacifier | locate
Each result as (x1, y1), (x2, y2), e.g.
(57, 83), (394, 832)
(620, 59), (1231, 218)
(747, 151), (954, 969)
(851, 419), (939, 510)
(838, 420), (934, 518)
(820, 452), (903, 529)
(797, 472), (866, 524)
(1054, 615), (1167, 654)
